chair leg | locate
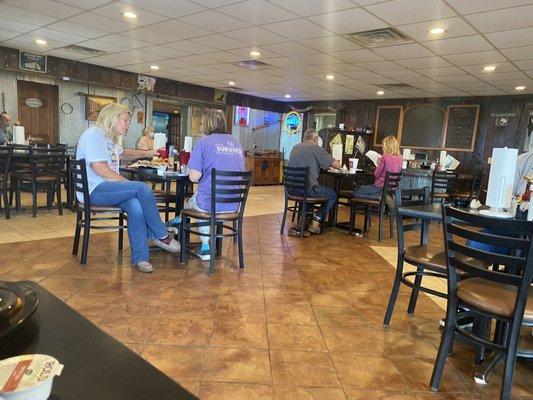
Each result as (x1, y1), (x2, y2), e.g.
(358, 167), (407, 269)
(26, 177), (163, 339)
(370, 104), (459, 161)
(389, 210), (394, 239)
(72, 211), (82, 256)
(179, 216), (187, 264)
(299, 201), (306, 236)
(348, 203), (355, 234)
(430, 306), (457, 391)
(378, 206), (384, 242)
(209, 220), (216, 275)
(15, 185), (21, 212)
(31, 182), (37, 218)
(80, 219), (90, 266)
(291, 201), (297, 222)
(2, 189), (9, 219)
(500, 324), (521, 400)
(216, 222), (223, 258)
(473, 315), (490, 365)
(383, 257), (405, 326)
(407, 265), (424, 315)
(118, 213), (124, 251)
(237, 220), (244, 269)
(56, 181), (63, 215)
(280, 197), (288, 235)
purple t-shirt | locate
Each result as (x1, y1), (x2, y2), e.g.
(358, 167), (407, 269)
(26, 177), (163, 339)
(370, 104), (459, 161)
(188, 133), (245, 212)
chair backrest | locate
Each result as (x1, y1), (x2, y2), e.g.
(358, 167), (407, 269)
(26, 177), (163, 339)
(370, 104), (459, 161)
(283, 166), (310, 198)
(210, 168), (253, 217)
(29, 146), (65, 178)
(381, 171), (402, 202)
(442, 206), (533, 320)
(0, 146), (12, 179)
(394, 187), (431, 249)
(70, 159), (90, 208)
(468, 171), (484, 199)
(432, 171), (457, 194)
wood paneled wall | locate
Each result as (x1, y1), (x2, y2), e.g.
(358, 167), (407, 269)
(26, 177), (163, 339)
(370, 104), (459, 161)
(293, 95), (533, 173)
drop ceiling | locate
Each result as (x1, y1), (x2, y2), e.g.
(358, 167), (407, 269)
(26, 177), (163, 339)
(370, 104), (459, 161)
(1, 0), (533, 101)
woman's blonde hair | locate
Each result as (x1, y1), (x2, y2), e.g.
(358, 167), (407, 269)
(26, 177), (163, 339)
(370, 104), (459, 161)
(201, 109), (227, 135)
(382, 135), (400, 155)
(96, 103), (131, 142)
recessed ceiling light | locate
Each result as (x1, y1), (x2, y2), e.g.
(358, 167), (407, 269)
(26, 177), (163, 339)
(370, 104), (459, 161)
(150, 65), (159, 70)
(376, 90), (385, 96)
(483, 65), (496, 72)
(250, 50), (260, 57)
(228, 81), (236, 86)
(123, 11), (137, 19)
(173, 110), (179, 114)
(326, 74), (335, 80)
(429, 27), (445, 35)
(35, 39), (47, 45)
(515, 85), (526, 91)
(284, 94), (291, 99)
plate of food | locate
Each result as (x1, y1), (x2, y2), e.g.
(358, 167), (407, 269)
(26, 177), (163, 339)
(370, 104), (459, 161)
(0, 281), (39, 339)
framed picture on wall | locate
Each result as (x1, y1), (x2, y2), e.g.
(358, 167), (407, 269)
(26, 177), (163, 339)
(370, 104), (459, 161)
(19, 51), (47, 73)
(85, 94), (117, 121)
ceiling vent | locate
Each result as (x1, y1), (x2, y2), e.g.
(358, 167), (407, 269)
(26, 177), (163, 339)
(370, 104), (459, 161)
(62, 44), (106, 56)
(346, 27), (412, 48)
(378, 83), (416, 90)
(234, 60), (272, 70)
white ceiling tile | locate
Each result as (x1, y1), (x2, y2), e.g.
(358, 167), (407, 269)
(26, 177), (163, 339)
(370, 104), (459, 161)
(433, 75), (483, 83)
(47, 21), (107, 39)
(365, 0), (456, 25)
(485, 27), (533, 49)
(298, 35), (361, 52)
(91, 2), (168, 27)
(116, 49), (163, 62)
(179, 10), (250, 32)
(192, 34), (246, 50)
(396, 56), (451, 68)
(228, 47), (281, 59)
(77, 39), (131, 53)
(357, 61), (402, 71)
(461, 63), (519, 74)
(218, 0), (298, 24)
(67, 12), (133, 33)
(464, 5), (533, 33)
(445, 0), (533, 15)
(398, 17), (476, 42)
(122, 0), (206, 18)
(415, 66), (467, 76)
(224, 27), (288, 45)
(269, 0), (358, 17)
(164, 40), (217, 54)
(96, 33), (153, 49)
(23, 27), (87, 45)
(515, 60), (533, 70)
(121, 28), (177, 44)
(329, 49), (384, 62)
(476, 71), (530, 83)
(501, 46), (533, 61)
(46, 48), (88, 60)
(55, 0), (110, 8)
(263, 19), (333, 40)
(262, 42), (316, 56)
(423, 35), (494, 55)
(309, 8), (387, 34)
(380, 69), (423, 79)
(140, 45), (189, 58)
(5, 0), (83, 19)
(372, 43), (434, 60)
(83, 53), (127, 67)
(0, 28), (24, 40)
(3, 38), (63, 52)
(202, 51), (248, 63)
(148, 20), (213, 39)
(444, 50), (506, 66)
(0, 17), (39, 34)
(0, 4), (57, 25)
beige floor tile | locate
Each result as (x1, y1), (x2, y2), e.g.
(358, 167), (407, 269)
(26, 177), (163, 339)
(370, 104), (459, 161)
(273, 386), (347, 400)
(142, 344), (206, 381)
(268, 323), (327, 352)
(203, 347), (271, 384)
(210, 320), (268, 349)
(198, 383), (273, 400)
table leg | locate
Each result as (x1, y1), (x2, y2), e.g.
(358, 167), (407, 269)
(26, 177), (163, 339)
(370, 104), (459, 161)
(328, 176), (341, 227)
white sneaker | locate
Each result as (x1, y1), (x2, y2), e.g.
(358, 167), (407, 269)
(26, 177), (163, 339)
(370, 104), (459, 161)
(154, 235), (181, 253)
(135, 261), (154, 273)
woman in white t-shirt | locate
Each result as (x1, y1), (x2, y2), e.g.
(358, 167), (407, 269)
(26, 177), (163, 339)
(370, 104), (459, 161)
(76, 103), (180, 272)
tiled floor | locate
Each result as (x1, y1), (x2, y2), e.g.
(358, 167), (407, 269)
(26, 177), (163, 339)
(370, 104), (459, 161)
(2, 186), (533, 399)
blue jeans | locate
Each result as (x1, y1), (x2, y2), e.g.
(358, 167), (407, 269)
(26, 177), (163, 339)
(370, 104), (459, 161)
(353, 184), (381, 199)
(307, 185), (336, 221)
(90, 181), (167, 264)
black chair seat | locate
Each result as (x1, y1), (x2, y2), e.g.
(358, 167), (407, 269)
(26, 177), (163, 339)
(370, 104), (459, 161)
(182, 208), (240, 221)
(287, 195), (327, 203)
(457, 278), (533, 322)
(350, 196), (381, 205)
(153, 190), (175, 200)
(79, 203), (123, 212)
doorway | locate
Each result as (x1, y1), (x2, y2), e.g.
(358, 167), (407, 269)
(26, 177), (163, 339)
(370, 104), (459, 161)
(17, 80), (59, 144)
(152, 101), (181, 148)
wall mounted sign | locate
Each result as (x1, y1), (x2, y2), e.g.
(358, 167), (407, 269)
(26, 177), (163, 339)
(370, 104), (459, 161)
(19, 51), (47, 73)
(85, 94), (117, 121)
(214, 89), (227, 104)
(491, 112), (517, 117)
(138, 75), (156, 91)
(234, 106), (249, 126)
(25, 97), (43, 108)
(284, 111), (301, 133)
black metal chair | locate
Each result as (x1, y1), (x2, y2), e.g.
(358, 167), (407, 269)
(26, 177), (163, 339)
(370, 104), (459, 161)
(450, 171), (484, 206)
(71, 159), (127, 266)
(280, 166), (328, 236)
(0, 146), (12, 219)
(11, 145), (65, 217)
(431, 170), (457, 203)
(348, 171), (402, 241)
(179, 168), (252, 275)
(430, 206), (533, 400)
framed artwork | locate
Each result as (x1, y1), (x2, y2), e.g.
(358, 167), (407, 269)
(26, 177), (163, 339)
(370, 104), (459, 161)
(85, 94), (117, 121)
(19, 51), (47, 73)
